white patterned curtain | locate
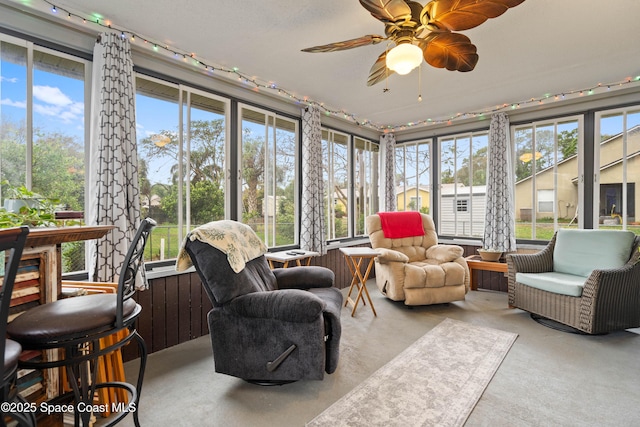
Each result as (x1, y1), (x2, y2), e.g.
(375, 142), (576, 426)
(88, 33), (143, 284)
(300, 106), (326, 254)
(380, 133), (396, 212)
(483, 112), (516, 252)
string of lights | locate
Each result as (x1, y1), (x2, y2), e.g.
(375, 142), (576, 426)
(39, 0), (640, 133)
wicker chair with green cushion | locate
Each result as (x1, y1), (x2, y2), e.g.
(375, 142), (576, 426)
(507, 228), (640, 334)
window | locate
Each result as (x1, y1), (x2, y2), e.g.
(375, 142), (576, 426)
(537, 189), (554, 212)
(395, 139), (431, 214)
(321, 131), (379, 240)
(354, 137), (378, 236)
(456, 199), (469, 212)
(1, 35), (88, 272)
(438, 132), (487, 237)
(240, 106), (297, 247)
(136, 76), (229, 260)
(322, 129), (349, 240)
(410, 196), (422, 211)
(595, 108), (640, 231)
(513, 117), (582, 239)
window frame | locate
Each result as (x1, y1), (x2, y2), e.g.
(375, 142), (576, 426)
(237, 103), (299, 248)
(322, 128), (351, 241)
(395, 138), (432, 214)
(593, 106), (640, 230)
(512, 115), (584, 239)
(1, 33), (91, 272)
(437, 131), (488, 238)
(135, 74), (231, 258)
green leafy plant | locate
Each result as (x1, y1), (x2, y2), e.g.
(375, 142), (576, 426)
(0, 181), (59, 228)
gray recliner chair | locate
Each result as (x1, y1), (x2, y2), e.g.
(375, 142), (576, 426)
(181, 225), (342, 384)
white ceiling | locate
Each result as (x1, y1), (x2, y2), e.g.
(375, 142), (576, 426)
(10, 0), (640, 131)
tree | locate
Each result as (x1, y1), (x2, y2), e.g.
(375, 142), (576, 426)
(455, 146), (488, 186)
(439, 141), (487, 186)
(138, 158), (152, 217)
(558, 128), (578, 160)
(0, 118), (27, 197)
(32, 131), (84, 210)
(1, 118), (84, 209)
(241, 134), (265, 222)
(138, 119), (226, 223)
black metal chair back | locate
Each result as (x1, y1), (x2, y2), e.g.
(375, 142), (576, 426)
(0, 226), (30, 376)
(116, 217), (156, 327)
(0, 226), (32, 426)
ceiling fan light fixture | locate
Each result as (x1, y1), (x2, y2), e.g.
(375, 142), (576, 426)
(386, 43), (422, 75)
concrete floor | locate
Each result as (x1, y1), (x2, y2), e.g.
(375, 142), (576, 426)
(116, 282), (640, 427)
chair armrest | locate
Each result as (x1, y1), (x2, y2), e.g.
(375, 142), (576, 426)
(579, 260), (640, 332)
(376, 248), (409, 264)
(506, 234), (557, 306)
(226, 289), (325, 323)
(583, 260), (640, 306)
(273, 266), (335, 290)
(506, 241), (555, 275)
(426, 244), (463, 262)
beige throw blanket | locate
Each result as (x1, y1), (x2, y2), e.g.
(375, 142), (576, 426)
(176, 220), (267, 273)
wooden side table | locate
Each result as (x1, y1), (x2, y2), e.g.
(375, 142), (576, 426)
(340, 247), (378, 317)
(465, 255), (508, 291)
(265, 250), (319, 268)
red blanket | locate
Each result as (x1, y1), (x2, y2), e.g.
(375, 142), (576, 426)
(378, 211), (425, 239)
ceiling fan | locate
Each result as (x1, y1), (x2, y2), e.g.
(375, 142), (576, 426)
(302, 0), (525, 86)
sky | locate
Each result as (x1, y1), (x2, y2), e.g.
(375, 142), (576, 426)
(1, 57), (180, 183)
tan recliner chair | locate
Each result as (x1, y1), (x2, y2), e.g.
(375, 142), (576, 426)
(366, 213), (469, 306)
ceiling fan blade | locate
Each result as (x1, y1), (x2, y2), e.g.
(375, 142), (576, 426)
(420, 32), (478, 71)
(302, 34), (386, 53)
(421, 0), (525, 32)
(406, 1), (424, 24)
(367, 51), (395, 86)
(359, 0), (413, 23)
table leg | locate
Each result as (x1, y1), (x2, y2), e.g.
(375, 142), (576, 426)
(344, 256), (360, 308)
(352, 257), (376, 317)
(344, 255), (376, 317)
(295, 257), (312, 267)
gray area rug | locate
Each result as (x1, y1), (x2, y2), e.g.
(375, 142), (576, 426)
(307, 318), (518, 427)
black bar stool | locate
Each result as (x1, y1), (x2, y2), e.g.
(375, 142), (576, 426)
(7, 218), (156, 426)
(0, 226), (34, 427)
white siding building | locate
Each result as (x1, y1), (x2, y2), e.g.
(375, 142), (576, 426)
(439, 184), (486, 237)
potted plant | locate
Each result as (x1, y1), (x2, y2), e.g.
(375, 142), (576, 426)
(477, 242), (503, 262)
(0, 181), (59, 228)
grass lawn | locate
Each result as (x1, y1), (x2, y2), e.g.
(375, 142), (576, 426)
(144, 221), (640, 262)
(144, 222), (296, 261)
(516, 222), (640, 240)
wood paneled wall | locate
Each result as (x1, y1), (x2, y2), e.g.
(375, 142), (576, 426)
(459, 243), (508, 292)
(124, 242), (520, 361)
(123, 271), (212, 361)
(123, 243), (373, 361)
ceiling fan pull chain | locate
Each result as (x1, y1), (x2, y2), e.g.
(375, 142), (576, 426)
(418, 63), (423, 102)
(384, 42), (391, 93)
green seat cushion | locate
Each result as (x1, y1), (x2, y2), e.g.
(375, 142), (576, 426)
(553, 229), (635, 277)
(516, 271), (586, 297)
